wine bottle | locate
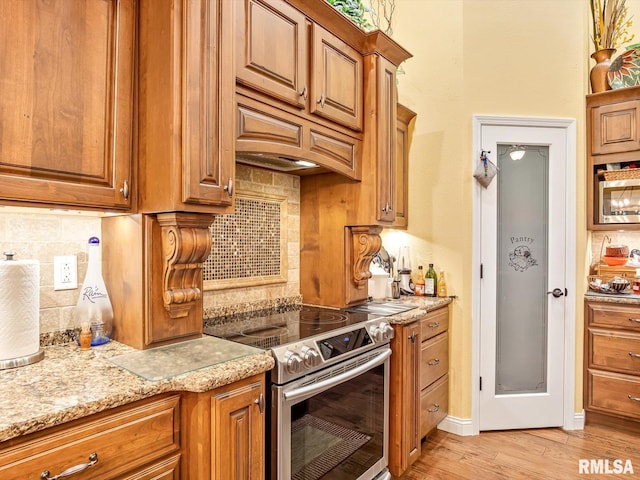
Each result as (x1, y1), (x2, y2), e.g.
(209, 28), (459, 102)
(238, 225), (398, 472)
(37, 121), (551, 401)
(425, 263), (437, 297)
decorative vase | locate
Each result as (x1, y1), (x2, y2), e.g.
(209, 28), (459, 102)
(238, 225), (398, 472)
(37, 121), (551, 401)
(590, 48), (616, 93)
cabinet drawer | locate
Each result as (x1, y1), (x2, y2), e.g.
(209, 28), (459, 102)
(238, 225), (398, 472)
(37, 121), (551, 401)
(420, 374), (448, 438)
(587, 370), (640, 420)
(420, 332), (448, 389)
(0, 395), (180, 480)
(586, 302), (640, 331)
(421, 308), (449, 340)
(590, 329), (640, 373)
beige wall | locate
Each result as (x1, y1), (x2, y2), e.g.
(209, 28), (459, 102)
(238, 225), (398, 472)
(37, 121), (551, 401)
(384, 0), (592, 419)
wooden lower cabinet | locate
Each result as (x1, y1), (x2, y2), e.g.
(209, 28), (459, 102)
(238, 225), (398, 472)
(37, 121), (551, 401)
(389, 320), (421, 477)
(0, 395), (181, 480)
(585, 300), (640, 428)
(389, 305), (450, 477)
(182, 374), (266, 479)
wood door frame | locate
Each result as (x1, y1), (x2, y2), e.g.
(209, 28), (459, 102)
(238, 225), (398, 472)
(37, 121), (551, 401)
(469, 115), (579, 435)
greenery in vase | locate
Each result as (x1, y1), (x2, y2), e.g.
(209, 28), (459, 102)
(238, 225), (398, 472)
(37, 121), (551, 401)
(590, 0), (634, 50)
(325, 0), (372, 30)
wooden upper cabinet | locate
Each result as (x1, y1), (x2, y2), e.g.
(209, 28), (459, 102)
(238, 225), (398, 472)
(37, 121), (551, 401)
(235, 0), (308, 109)
(0, 0), (134, 210)
(393, 104), (417, 229)
(138, 0), (234, 213)
(235, 0), (363, 132)
(375, 56), (398, 222)
(591, 99), (640, 156)
(310, 24), (363, 131)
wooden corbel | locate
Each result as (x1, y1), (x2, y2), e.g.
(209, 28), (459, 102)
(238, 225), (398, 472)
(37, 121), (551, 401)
(156, 212), (215, 318)
(350, 225), (383, 288)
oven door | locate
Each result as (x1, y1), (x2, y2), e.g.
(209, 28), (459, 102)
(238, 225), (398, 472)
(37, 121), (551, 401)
(272, 346), (391, 480)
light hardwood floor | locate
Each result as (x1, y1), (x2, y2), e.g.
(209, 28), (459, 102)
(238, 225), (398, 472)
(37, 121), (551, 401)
(400, 424), (640, 479)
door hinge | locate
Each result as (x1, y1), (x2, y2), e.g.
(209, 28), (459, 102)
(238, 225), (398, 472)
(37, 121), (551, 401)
(480, 263), (483, 279)
(479, 376), (482, 391)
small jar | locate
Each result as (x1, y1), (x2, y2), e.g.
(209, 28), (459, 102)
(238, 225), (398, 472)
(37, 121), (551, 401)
(633, 269), (640, 295)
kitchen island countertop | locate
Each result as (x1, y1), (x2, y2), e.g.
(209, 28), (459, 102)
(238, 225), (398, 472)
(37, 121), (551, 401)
(0, 338), (274, 443)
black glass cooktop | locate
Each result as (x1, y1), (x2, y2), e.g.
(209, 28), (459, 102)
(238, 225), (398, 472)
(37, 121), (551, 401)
(203, 306), (378, 349)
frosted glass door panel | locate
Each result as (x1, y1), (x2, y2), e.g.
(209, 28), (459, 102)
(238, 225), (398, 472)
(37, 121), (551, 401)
(495, 145), (549, 395)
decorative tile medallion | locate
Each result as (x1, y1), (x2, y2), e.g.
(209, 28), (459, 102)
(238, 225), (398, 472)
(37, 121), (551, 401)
(203, 192), (287, 290)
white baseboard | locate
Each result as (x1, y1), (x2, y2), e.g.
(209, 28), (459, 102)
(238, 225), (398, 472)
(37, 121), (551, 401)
(565, 410), (585, 430)
(437, 415), (476, 436)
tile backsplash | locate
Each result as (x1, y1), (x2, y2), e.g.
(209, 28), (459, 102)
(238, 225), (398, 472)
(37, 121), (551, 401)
(0, 165), (301, 341)
(591, 231), (640, 268)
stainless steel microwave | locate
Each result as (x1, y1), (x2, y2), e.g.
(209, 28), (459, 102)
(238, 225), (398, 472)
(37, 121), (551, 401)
(599, 178), (640, 224)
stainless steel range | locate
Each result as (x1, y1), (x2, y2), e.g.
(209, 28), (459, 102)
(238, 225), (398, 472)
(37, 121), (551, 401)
(204, 305), (400, 480)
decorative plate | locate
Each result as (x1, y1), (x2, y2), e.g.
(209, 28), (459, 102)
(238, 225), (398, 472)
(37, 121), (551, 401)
(608, 48), (640, 89)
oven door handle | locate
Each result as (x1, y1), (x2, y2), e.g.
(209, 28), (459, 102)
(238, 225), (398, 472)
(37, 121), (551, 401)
(283, 348), (391, 402)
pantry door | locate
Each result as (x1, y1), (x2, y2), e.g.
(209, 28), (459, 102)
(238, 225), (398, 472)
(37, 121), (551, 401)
(478, 123), (570, 431)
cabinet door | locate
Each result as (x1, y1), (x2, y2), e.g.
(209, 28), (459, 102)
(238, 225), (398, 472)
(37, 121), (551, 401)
(388, 322), (421, 476)
(591, 100), (640, 155)
(0, 0), (134, 210)
(235, 0), (308, 108)
(393, 104), (416, 228)
(182, 0), (234, 207)
(310, 23), (363, 131)
(375, 56), (398, 222)
(211, 379), (265, 480)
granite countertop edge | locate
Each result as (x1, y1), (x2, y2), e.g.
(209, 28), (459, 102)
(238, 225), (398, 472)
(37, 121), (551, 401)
(0, 340), (274, 444)
(584, 291), (640, 304)
(385, 296), (453, 325)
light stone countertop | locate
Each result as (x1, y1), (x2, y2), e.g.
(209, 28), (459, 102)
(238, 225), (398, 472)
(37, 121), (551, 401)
(584, 290), (640, 305)
(0, 296), (452, 444)
(381, 296), (453, 324)
(0, 338), (274, 443)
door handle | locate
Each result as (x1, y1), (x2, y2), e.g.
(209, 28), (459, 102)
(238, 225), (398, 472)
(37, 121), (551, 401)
(546, 288), (566, 298)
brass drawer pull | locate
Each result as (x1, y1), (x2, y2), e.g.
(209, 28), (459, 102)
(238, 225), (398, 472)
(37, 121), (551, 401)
(428, 322), (440, 328)
(41, 452), (98, 479)
(629, 352), (640, 358)
(628, 318), (640, 323)
(427, 358), (440, 366)
(628, 394), (640, 402)
(428, 403), (440, 413)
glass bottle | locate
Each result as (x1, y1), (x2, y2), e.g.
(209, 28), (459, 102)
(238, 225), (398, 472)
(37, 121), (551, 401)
(75, 237), (113, 346)
(414, 266), (425, 296)
(437, 270), (448, 298)
(425, 263), (438, 297)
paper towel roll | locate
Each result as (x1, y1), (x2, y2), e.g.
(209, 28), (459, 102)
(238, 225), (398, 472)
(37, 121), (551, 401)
(0, 259), (40, 361)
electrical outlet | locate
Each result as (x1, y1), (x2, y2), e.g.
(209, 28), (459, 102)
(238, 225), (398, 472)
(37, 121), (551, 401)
(54, 255), (78, 291)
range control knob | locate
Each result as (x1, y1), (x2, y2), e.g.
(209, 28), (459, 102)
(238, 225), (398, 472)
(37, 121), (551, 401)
(381, 322), (395, 340)
(284, 351), (303, 375)
(370, 325), (385, 342)
(301, 346), (322, 368)
(371, 322), (395, 342)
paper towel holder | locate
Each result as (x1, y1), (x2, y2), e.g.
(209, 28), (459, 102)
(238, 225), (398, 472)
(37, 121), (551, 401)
(0, 350), (45, 370)
(0, 251), (45, 370)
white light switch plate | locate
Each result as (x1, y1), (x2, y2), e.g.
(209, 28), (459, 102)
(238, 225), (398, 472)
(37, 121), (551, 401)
(54, 255), (78, 290)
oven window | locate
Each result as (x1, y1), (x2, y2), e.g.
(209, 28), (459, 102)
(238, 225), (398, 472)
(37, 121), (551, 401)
(289, 364), (385, 480)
